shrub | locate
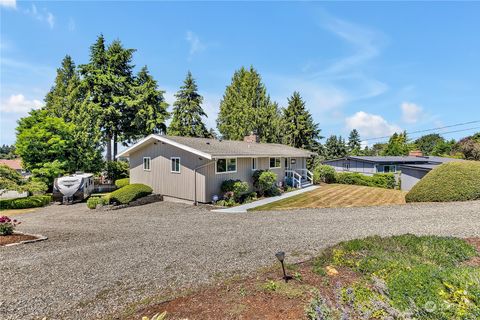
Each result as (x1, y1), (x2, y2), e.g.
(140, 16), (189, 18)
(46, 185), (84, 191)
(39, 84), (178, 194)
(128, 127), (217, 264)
(0, 216), (21, 235)
(0, 195), (51, 210)
(257, 171), (279, 196)
(19, 180), (48, 195)
(252, 170), (267, 190)
(86, 196), (108, 209)
(221, 179), (241, 193)
(313, 165), (336, 184)
(0, 164), (22, 184)
(115, 178), (130, 188)
(335, 172), (397, 189)
(109, 183), (152, 205)
(406, 161), (480, 202)
(105, 160), (129, 182)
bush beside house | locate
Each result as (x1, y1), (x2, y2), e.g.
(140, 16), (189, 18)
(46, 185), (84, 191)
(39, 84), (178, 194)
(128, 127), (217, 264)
(109, 183), (153, 205)
(406, 161), (480, 202)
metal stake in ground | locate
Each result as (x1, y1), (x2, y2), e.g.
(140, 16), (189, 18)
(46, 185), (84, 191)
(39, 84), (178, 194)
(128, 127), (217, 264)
(275, 251), (292, 283)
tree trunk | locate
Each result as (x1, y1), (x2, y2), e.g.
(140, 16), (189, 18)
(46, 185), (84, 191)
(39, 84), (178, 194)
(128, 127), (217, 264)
(105, 136), (112, 162)
(113, 134), (118, 161)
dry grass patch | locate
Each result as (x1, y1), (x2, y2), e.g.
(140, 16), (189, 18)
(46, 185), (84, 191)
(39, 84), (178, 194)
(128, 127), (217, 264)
(253, 184), (406, 211)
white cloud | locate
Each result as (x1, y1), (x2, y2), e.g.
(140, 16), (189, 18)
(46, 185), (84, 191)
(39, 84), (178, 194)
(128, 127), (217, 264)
(0, 94), (43, 113)
(345, 111), (401, 139)
(24, 4), (55, 29)
(186, 31), (206, 59)
(401, 102), (423, 124)
(0, 0), (16, 9)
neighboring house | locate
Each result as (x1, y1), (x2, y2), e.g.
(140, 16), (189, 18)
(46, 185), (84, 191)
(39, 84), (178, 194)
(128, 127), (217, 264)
(323, 155), (462, 191)
(0, 159), (29, 177)
(117, 134), (315, 203)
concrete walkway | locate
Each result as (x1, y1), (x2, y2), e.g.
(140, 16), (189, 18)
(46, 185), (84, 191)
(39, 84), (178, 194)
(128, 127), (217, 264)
(211, 185), (319, 213)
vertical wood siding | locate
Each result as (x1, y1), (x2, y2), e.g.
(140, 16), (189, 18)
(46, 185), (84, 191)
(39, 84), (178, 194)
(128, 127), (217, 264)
(130, 142), (211, 202)
(130, 142), (307, 203)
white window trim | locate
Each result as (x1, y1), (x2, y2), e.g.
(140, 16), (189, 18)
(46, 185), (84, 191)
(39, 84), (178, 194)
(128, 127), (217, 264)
(343, 162), (350, 171)
(215, 157), (237, 174)
(171, 157), (181, 173)
(143, 157), (151, 171)
(269, 157), (281, 169)
(252, 158), (258, 171)
(383, 165), (397, 173)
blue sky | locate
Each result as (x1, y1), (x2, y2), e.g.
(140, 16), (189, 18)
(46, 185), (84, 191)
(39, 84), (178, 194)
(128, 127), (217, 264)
(1, 1), (480, 146)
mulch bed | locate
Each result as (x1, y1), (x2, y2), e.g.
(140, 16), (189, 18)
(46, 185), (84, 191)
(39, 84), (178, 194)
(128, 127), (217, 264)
(125, 261), (359, 320)
(121, 238), (480, 320)
(0, 233), (38, 246)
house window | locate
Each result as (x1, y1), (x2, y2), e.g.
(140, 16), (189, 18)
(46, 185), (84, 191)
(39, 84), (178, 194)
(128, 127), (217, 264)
(143, 157), (151, 171)
(284, 158), (288, 168)
(252, 158), (257, 170)
(343, 162), (350, 171)
(269, 157), (281, 169)
(383, 165), (396, 173)
(216, 158), (237, 173)
(171, 157), (180, 173)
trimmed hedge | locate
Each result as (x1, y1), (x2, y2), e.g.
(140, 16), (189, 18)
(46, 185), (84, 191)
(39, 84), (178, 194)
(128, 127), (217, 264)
(109, 183), (152, 205)
(0, 195), (52, 210)
(335, 172), (397, 189)
(406, 161), (480, 202)
(313, 165), (336, 184)
(115, 178), (130, 188)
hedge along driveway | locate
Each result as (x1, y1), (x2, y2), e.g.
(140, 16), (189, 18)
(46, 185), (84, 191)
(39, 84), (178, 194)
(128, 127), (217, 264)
(253, 184), (406, 211)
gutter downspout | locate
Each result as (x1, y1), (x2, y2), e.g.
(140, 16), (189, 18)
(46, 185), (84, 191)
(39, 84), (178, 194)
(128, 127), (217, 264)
(194, 160), (215, 206)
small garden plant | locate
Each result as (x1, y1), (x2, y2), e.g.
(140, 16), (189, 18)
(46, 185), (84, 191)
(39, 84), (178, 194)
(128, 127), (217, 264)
(0, 216), (21, 236)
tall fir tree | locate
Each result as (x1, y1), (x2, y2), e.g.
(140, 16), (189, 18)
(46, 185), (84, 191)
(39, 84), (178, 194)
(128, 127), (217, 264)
(347, 129), (362, 155)
(44, 55), (81, 121)
(168, 71), (209, 137)
(281, 91), (322, 151)
(130, 66), (169, 139)
(79, 35), (137, 161)
(324, 135), (348, 160)
(217, 66), (281, 143)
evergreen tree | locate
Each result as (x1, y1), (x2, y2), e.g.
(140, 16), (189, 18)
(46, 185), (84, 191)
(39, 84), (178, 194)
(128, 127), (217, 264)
(168, 71), (209, 137)
(324, 135), (347, 160)
(79, 35), (136, 161)
(347, 129), (361, 155)
(130, 66), (169, 139)
(381, 131), (412, 156)
(281, 92), (322, 151)
(44, 55), (81, 121)
(217, 66), (281, 142)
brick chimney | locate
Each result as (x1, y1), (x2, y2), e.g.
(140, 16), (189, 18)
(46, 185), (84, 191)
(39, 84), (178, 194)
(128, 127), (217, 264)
(244, 132), (260, 143)
(409, 150), (423, 157)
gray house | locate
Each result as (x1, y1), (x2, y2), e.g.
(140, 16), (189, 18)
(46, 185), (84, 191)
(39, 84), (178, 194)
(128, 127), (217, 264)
(117, 134), (315, 203)
(323, 156), (462, 191)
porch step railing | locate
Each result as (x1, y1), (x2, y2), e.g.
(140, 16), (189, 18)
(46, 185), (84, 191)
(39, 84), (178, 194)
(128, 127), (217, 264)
(284, 170), (302, 188)
(295, 168), (313, 185)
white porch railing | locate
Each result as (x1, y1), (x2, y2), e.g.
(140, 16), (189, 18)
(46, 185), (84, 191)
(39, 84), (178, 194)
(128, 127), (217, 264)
(295, 168), (313, 185)
(284, 170), (303, 188)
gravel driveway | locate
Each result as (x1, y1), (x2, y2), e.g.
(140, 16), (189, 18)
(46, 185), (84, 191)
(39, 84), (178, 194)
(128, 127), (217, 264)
(2, 201), (480, 319)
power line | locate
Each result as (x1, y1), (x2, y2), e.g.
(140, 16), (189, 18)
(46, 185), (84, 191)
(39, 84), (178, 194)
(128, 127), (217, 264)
(363, 120), (480, 141)
(368, 125), (480, 145)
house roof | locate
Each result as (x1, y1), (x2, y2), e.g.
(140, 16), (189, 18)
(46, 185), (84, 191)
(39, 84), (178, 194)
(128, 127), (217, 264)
(0, 159), (23, 170)
(323, 155), (461, 164)
(116, 134), (315, 160)
(398, 163), (439, 171)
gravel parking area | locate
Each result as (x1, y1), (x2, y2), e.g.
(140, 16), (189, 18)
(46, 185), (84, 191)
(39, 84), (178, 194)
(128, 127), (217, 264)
(2, 201), (480, 319)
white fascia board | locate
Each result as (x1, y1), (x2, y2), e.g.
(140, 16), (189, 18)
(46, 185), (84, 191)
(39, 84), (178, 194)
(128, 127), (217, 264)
(116, 134), (213, 160)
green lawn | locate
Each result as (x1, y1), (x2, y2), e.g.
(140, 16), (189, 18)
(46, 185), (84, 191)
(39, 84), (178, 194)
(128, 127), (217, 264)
(253, 184), (406, 211)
